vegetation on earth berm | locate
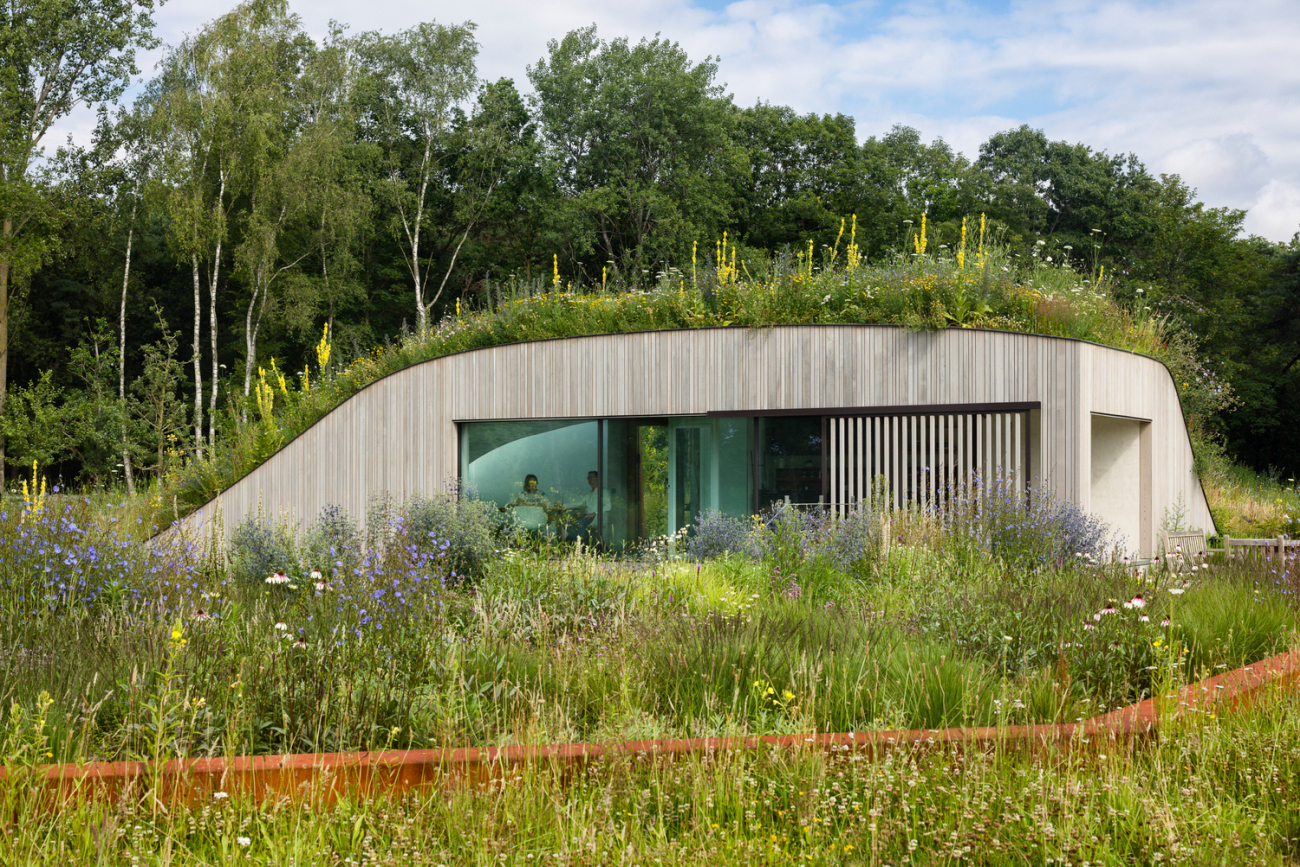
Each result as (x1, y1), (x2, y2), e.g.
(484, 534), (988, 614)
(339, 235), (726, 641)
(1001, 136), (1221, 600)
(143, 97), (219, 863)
(2, 0), (1300, 503)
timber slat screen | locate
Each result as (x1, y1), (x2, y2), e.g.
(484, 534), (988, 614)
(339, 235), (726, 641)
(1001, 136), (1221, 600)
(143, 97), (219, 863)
(825, 411), (1028, 514)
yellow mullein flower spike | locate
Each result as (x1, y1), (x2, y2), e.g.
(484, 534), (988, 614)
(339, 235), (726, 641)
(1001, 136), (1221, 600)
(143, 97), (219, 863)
(958, 216), (967, 270)
(316, 323), (331, 371)
(848, 214), (859, 272)
(270, 358), (287, 395)
(255, 367), (275, 420)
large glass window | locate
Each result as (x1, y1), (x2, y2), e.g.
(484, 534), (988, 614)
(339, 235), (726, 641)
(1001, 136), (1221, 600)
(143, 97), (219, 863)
(461, 410), (1031, 546)
(461, 416), (752, 549)
(460, 420), (598, 539)
(665, 418), (752, 534)
(600, 418), (751, 546)
(757, 416), (823, 511)
(601, 420), (668, 550)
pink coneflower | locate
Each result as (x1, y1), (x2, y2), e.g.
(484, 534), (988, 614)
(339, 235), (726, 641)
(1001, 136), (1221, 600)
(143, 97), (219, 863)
(274, 621), (288, 631)
(265, 570), (290, 586)
(1098, 602), (1118, 617)
(193, 608), (211, 621)
(1139, 614), (1150, 623)
(1083, 621), (1096, 630)
(1161, 617), (1172, 627)
(1123, 594), (1146, 609)
(292, 639), (307, 649)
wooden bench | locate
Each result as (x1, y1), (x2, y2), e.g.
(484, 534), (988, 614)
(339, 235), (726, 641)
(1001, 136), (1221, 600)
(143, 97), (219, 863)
(1161, 530), (1210, 573)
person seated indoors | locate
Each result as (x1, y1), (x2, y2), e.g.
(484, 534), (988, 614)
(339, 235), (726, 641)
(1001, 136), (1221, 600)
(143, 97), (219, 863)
(512, 474), (550, 507)
(563, 470), (612, 541)
(507, 474), (554, 533)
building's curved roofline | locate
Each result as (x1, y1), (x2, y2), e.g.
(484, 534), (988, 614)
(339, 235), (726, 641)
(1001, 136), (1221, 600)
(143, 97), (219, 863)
(182, 324), (1213, 529)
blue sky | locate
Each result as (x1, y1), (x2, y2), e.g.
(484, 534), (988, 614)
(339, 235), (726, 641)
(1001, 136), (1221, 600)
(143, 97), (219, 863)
(53, 0), (1300, 241)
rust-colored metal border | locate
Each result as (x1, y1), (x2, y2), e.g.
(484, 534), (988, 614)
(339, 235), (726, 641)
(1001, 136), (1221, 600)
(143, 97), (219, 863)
(6, 650), (1297, 809)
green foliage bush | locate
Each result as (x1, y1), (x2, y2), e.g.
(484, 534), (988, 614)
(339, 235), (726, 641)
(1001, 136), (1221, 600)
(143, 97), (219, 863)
(227, 514), (299, 584)
(371, 485), (507, 584)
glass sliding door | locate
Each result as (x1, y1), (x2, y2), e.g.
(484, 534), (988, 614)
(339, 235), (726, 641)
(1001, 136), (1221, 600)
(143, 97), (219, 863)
(671, 423), (706, 534)
(600, 419), (668, 551)
(667, 417), (754, 536)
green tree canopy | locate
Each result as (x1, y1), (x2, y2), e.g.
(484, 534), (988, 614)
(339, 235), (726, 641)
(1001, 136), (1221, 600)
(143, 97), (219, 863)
(528, 26), (740, 283)
(0, 0), (160, 468)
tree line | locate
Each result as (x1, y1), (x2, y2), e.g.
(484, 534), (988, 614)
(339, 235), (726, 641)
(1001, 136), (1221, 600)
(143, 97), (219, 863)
(2, 0), (1298, 489)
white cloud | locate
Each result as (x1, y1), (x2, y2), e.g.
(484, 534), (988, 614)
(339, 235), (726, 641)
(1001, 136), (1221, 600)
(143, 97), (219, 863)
(1160, 135), (1270, 207)
(1244, 180), (1300, 242)
(40, 0), (1300, 241)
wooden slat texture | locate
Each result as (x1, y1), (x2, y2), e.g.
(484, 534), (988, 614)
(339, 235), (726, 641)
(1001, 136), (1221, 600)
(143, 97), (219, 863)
(177, 326), (1213, 556)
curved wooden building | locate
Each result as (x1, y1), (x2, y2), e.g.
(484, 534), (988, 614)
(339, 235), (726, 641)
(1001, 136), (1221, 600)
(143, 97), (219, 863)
(181, 325), (1214, 556)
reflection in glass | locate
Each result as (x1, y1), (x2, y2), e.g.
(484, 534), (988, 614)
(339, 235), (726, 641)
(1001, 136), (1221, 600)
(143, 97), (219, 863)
(600, 420), (668, 550)
(757, 416), (823, 511)
(460, 420), (597, 538)
(667, 418), (753, 536)
(461, 415), (754, 548)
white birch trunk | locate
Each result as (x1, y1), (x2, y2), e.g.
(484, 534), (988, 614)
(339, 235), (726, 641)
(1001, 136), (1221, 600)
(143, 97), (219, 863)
(119, 204), (136, 494)
(191, 253), (204, 461)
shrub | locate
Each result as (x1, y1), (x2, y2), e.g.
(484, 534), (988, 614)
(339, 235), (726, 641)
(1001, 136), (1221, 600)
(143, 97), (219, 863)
(814, 504), (882, 575)
(946, 476), (1115, 569)
(299, 503), (362, 578)
(758, 505), (820, 578)
(371, 483), (505, 583)
(685, 510), (761, 560)
(227, 514), (297, 584)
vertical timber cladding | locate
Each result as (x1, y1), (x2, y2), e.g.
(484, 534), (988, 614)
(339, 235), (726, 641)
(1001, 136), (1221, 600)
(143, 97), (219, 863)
(181, 326), (1218, 546)
(825, 404), (1036, 515)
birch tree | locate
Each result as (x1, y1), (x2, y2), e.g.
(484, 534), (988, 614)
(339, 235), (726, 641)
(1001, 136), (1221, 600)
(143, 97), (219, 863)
(151, 40), (231, 459)
(221, 4), (313, 396)
(152, 0), (309, 449)
(355, 21), (477, 333)
(282, 25), (372, 348)
(94, 102), (157, 493)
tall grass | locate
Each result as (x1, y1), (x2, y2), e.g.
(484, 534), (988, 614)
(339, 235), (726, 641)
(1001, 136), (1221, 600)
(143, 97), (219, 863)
(1199, 453), (1300, 539)
(2, 486), (1295, 763)
(5, 687), (1300, 864)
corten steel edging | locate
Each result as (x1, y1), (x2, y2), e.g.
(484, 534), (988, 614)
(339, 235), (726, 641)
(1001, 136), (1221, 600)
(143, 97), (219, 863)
(1095, 647), (1300, 730)
(5, 650), (1297, 811)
